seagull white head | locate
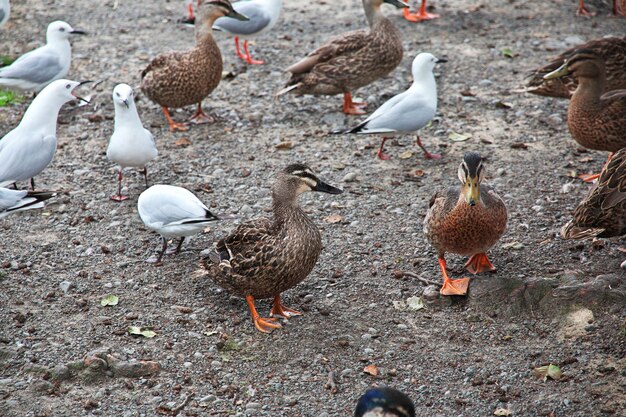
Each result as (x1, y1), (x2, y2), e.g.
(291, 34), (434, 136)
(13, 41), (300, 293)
(411, 52), (446, 79)
(46, 21), (85, 43)
(112, 83), (135, 109)
(40, 79), (90, 105)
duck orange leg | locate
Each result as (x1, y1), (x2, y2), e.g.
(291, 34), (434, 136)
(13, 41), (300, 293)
(161, 107), (189, 132)
(465, 253), (496, 275)
(438, 257), (469, 296)
(342, 92), (367, 115)
(403, 0), (440, 22)
(188, 103), (213, 124)
(246, 295), (282, 333)
(579, 152), (614, 182)
(243, 40), (264, 65)
(270, 294), (302, 318)
(576, 0), (594, 15)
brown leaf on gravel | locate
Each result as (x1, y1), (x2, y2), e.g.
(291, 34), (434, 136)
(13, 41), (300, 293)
(510, 142), (528, 149)
(275, 141), (294, 150)
(174, 137), (191, 147)
(363, 364), (379, 376)
(494, 408), (512, 416)
(324, 214), (343, 224)
(173, 306), (193, 314)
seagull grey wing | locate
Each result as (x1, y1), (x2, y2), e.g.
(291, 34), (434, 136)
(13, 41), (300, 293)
(364, 91), (408, 123)
(144, 128), (156, 146)
(213, 4), (270, 35)
(0, 189), (27, 212)
(0, 10), (5, 23)
(0, 52), (62, 84)
(362, 94), (435, 133)
(0, 133), (56, 185)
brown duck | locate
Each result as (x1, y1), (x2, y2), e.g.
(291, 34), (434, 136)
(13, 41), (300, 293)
(202, 164), (343, 333)
(561, 148), (626, 240)
(544, 49), (626, 181)
(527, 37), (626, 99)
(141, 0), (247, 132)
(424, 152), (507, 295)
(276, 0), (408, 115)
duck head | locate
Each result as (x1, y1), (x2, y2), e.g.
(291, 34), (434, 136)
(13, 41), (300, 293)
(543, 49), (606, 81)
(198, 0), (249, 24)
(458, 151), (484, 207)
(354, 386), (415, 417)
(273, 164), (343, 203)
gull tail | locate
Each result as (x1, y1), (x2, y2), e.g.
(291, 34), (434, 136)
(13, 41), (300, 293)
(330, 120), (368, 135)
(2, 191), (56, 218)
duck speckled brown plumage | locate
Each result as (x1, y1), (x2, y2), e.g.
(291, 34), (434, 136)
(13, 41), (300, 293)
(543, 49), (626, 181)
(202, 164), (343, 333)
(276, 0), (408, 115)
(526, 37), (626, 99)
(141, 0), (247, 132)
(424, 152), (507, 295)
(561, 148), (626, 240)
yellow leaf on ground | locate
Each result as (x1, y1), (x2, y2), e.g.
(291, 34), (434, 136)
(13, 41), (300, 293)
(324, 214), (343, 224)
(174, 137), (191, 147)
(275, 141), (294, 150)
(363, 364), (379, 376)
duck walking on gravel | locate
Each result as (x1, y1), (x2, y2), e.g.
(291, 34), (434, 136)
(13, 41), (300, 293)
(0, 79), (89, 190)
(561, 147), (626, 243)
(0, 188), (56, 219)
(141, 0), (248, 132)
(277, 0), (408, 115)
(107, 84), (158, 202)
(355, 386), (415, 417)
(0, 21), (85, 92)
(138, 184), (220, 264)
(543, 49), (626, 182)
(213, 0), (282, 65)
(424, 152), (507, 296)
(341, 52), (445, 160)
(201, 164), (343, 333)
(526, 37), (626, 99)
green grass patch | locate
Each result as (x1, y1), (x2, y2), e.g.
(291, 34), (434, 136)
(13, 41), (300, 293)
(0, 89), (23, 107)
(0, 55), (14, 66)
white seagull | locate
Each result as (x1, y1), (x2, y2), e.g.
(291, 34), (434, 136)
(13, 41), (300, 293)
(138, 184), (220, 264)
(0, 188), (56, 219)
(0, 21), (85, 92)
(213, 0), (282, 65)
(0, 79), (89, 190)
(106, 84), (158, 202)
(343, 52), (446, 160)
(0, 0), (10, 29)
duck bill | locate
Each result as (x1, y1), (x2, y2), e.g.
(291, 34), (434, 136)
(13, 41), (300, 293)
(313, 180), (343, 195)
(384, 0), (410, 8)
(228, 10), (249, 21)
(543, 62), (568, 80)
(464, 179), (480, 206)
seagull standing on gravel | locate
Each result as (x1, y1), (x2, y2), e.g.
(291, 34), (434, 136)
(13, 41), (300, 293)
(342, 52), (446, 160)
(106, 84), (158, 202)
(138, 185), (220, 264)
(213, 0), (282, 65)
(0, 0), (10, 29)
(0, 79), (89, 190)
(0, 188), (56, 219)
(0, 21), (85, 92)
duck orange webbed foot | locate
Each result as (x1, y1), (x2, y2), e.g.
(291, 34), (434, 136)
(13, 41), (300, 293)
(403, 1), (440, 22)
(438, 256), (469, 296)
(578, 173), (600, 182)
(246, 295), (282, 333)
(342, 92), (367, 115)
(465, 253), (496, 274)
(161, 107), (189, 132)
(270, 295), (302, 319)
(188, 105), (214, 125)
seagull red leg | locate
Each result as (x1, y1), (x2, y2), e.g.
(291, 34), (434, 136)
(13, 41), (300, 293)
(111, 169), (128, 202)
(576, 0), (594, 15)
(234, 37), (247, 60)
(403, 0), (440, 22)
(377, 137), (391, 160)
(416, 136), (441, 159)
(243, 40), (264, 65)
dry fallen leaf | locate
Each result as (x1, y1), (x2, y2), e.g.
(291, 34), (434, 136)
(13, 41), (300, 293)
(448, 132), (472, 142)
(275, 141), (294, 150)
(363, 364), (379, 376)
(494, 408), (512, 416)
(399, 150), (413, 159)
(324, 214), (343, 224)
(502, 241), (524, 250)
(174, 137), (191, 147)
(533, 364), (562, 381)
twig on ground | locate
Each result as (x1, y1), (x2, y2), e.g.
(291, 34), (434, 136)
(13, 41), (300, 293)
(401, 271), (440, 287)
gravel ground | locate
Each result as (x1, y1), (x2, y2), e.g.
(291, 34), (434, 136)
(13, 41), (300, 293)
(1, 0), (625, 416)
